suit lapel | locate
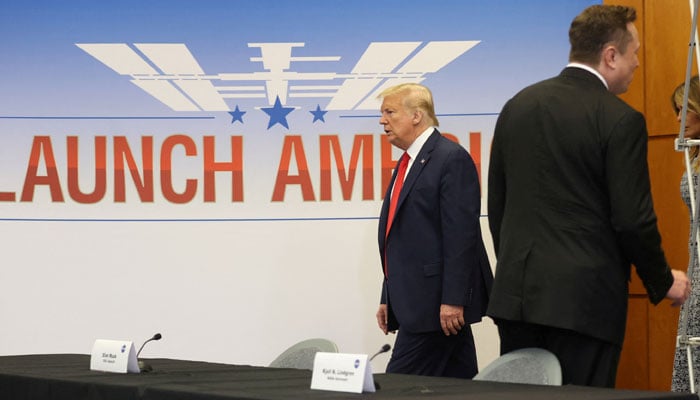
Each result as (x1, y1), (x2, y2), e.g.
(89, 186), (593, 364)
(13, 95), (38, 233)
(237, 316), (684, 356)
(394, 129), (439, 215)
(378, 159), (400, 247)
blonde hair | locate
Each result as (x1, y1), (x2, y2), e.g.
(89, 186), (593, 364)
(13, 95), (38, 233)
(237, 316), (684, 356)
(672, 75), (700, 116)
(378, 83), (439, 126)
(672, 76), (700, 165)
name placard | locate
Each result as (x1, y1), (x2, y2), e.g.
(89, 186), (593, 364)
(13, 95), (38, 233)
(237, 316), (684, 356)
(89, 339), (140, 373)
(310, 352), (375, 393)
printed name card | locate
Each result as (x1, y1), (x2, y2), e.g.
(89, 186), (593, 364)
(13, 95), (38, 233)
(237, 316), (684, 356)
(89, 339), (140, 373)
(310, 352), (376, 393)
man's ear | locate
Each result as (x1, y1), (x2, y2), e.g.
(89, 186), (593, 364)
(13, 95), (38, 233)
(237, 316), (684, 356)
(412, 110), (423, 125)
(602, 45), (617, 68)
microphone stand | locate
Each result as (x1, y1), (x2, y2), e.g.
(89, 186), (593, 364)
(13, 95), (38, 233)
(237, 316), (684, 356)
(369, 344), (391, 390)
(137, 333), (162, 372)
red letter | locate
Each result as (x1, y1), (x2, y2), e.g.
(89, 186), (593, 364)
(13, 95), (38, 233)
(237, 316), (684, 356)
(380, 135), (397, 200)
(319, 134), (374, 201)
(203, 136), (243, 202)
(161, 135), (197, 204)
(469, 132), (482, 187)
(67, 136), (107, 204)
(20, 136), (64, 202)
(0, 192), (15, 202)
(271, 135), (315, 201)
(114, 136), (154, 202)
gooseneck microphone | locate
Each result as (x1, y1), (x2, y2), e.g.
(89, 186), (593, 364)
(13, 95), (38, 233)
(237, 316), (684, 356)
(369, 344), (391, 390)
(369, 344), (391, 362)
(137, 333), (162, 372)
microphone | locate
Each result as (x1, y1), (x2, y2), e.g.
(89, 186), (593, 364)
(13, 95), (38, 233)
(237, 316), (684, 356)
(136, 333), (162, 372)
(369, 344), (391, 390)
(369, 344), (391, 362)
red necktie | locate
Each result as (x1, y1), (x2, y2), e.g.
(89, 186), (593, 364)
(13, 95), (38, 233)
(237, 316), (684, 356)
(386, 152), (409, 238)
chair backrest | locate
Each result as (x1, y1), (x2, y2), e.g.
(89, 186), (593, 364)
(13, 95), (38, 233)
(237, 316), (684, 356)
(268, 338), (338, 370)
(473, 347), (562, 385)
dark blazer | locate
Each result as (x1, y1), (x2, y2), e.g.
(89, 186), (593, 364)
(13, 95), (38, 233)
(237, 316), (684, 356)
(487, 67), (674, 345)
(379, 129), (493, 333)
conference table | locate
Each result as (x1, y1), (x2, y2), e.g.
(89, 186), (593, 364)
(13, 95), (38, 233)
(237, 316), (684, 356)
(0, 354), (695, 400)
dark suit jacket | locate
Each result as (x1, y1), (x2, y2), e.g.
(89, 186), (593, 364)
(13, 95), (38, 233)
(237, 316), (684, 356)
(487, 67), (674, 345)
(379, 129), (493, 333)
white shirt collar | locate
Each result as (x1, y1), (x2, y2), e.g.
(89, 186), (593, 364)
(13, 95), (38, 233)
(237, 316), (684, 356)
(398, 126), (434, 174)
(406, 126), (434, 160)
(567, 62), (609, 90)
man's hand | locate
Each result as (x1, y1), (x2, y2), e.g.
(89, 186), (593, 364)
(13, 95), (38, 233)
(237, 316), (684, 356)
(667, 269), (691, 307)
(376, 304), (390, 335)
(440, 304), (465, 336)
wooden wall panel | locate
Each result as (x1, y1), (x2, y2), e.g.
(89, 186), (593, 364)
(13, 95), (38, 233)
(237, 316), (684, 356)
(647, 136), (686, 390)
(647, 136), (689, 285)
(645, 0), (694, 136)
(617, 296), (650, 389)
(605, 0), (692, 390)
(607, 0), (647, 302)
(643, 0), (694, 390)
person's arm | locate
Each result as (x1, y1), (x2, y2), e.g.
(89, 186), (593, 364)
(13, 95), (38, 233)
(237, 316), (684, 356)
(440, 304), (465, 336)
(488, 112), (507, 254)
(438, 146), (480, 334)
(605, 110), (684, 303)
(667, 269), (690, 306)
(376, 304), (389, 335)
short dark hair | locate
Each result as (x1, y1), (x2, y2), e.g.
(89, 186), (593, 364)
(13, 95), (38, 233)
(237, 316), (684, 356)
(569, 5), (636, 65)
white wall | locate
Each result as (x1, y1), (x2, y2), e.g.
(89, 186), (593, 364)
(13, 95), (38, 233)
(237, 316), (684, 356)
(0, 217), (498, 372)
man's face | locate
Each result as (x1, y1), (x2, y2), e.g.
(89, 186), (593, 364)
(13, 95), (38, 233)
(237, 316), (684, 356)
(379, 94), (417, 150)
(609, 22), (640, 95)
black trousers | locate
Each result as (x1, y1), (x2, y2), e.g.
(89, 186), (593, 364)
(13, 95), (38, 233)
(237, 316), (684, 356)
(496, 319), (621, 388)
(386, 325), (477, 378)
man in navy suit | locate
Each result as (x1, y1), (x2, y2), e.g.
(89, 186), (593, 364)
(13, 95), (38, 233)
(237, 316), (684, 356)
(487, 5), (690, 387)
(375, 83), (493, 378)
